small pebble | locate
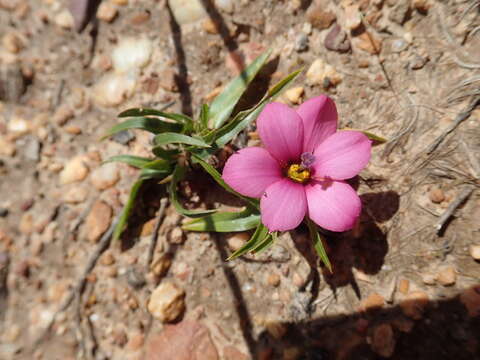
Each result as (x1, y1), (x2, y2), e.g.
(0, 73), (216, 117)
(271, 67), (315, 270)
(284, 86), (304, 104)
(400, 291), (429, 319)
(429, 188), (445, 204)
(360, 293), (385, 311)
(266, 273), (280, 287)
(398, 279), (410, 295)
(469, 245), (480, 260)
(147, 281), (185, 323)
(391, 38), (408, 53)
(437, 266), (456, 286)
(96, 2), (118, 22)
(227, 232), (249, 252)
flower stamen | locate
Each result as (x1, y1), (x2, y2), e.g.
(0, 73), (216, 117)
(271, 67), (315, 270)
(287, 164), (311, 183)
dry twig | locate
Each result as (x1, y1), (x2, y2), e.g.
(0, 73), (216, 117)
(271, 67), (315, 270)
(426, 96), (480, 154)
(435, 186), (475, 233)
(146, 198), (169, 270)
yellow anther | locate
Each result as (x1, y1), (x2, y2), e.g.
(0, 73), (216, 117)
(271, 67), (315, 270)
(287, 164), (311, 183)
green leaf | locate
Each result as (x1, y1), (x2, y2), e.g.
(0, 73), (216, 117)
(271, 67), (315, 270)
(199, 104), (209, 131)
(251, 231), (276, 254)
(118, 108), (192, 124)
(213, 68), (303, 147)
(169, 165), (216, 218)
(183, 207), (260, 232)
(113, 179), (144, 241)
(104, 155), (154, 168)
(101, 117), (183, 140)
(227, 223), (269, 260)
(191, 153), (259, 209)
(138, 159), (172, 179)
(344, 129), (387, 144)
(153, 133), (210, 148)
(152, 147), (180, 160)
(210, 49), (272, 129)
(306, 219), (332, 273)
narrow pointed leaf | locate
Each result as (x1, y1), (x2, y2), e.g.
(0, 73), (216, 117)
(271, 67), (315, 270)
(210, 49), (272, 129)
(152, 147), (180, 160)
(343, 129), (387, 144)
(169, 165), (216, 218)
(138, 159), (172, 179)
(113, 179), (144, 241)
(104, 155), (154, 168)
(118, 108), (193, 124)
(101, 117), (183, 140)
(153, 133), (210, 148)
(191, 153), (259, 209)
(251, 231), (276, 254)
(213, 68), (303, 147)
(182, 208), (260, 232)
(307, 219), (332, 272)
(199, 103), (209, 131)
(227, 223), (269, 260)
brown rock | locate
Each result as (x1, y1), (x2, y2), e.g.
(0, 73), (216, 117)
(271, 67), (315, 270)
(90, 163), (120, 190)
(343, 3), (362, 30)
(151, 254), (172, 278)
(266, 273), (280, 287)
(412, 0), (431, 12)
(324, 24), (351, 53)
(168, 227), (184, 244)
(60, 156), (89, 185)
(101, 251), (115, 266)
(130, 10), (150, 25)
(85, 200), (112, 243)
(398, 279), (409, 295)
(227, 232), (249, 252)
(202, 18), (219, 34)
(371, 323), (395, 358)
(352, 31), (382, 54)
(459, 286), (480, 318)
(360, 293), (385, 311)
(2, 32), (23, 53)
(307, 0), (336, 30)
(436, 266), (456, 286)
(145, 320), (218, 360)
(147, 281), (185, 323)
(429, 188), (445, 204)
(400, 291), (429, 319)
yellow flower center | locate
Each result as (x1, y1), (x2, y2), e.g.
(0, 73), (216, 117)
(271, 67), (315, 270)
(287, 164), (311, 183)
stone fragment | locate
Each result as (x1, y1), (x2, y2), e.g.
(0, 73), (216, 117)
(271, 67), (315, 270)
(284, 86), (304, 104)
(215, 0), (234, 14)
(371, 323), (395, 358)
(111, 37), (152, 73)
(412, 0), (431, 12)
(324, 24), (351, 53)
(96, 2), (118, 22)
(2, 33), (23, 54)
(62, 186), (88, 204)
(266, 273), (280, 287)
(469, 245), (480, 260)
(306, 59), (342, 87)
(60, 156), (89, 185)
(400, 291), (429, 320)
(90, 163), (120, 190)
(93, 73), (136, 107)
(55, 10), (75, 29)
(53, 104), (74, 126)
(145, 320), (218, 360)
(359, 293), (385, 311)
(167, 0), (207, 26)
(227, 232), (249, 252)
(168, 227), (184, 244)
(344, 3), (362, 30)
(352, 31), (382, 54)
(147, 281), (185, 323)
(85, 200), (112, 243)
(0, 63), (25, 102)
(0, 137), (15, 156)
(398, 279), (409, 294)
(388, 0), (410, 25)
(306, 0), (336, 30)
(436, 266), (456, 286)
(151, 254), (172, 278)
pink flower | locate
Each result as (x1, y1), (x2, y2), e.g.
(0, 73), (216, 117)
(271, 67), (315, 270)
(222, 95), (372, 232)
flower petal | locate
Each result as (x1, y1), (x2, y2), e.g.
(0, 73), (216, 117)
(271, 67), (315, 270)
(222, 147), (283, 198)
(312, 130), (371, 180)
(306, 180), (361, 232)
(297, 95), (338, 153)
(261, 179), (307, 231)
(257, 102), (304, 165)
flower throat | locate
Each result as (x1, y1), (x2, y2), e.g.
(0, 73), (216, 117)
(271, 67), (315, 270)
(286, 152), (315, 183)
